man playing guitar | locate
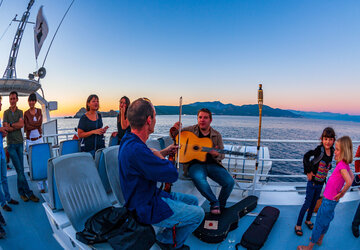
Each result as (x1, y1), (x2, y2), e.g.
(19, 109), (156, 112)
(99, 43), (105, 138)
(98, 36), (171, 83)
(170, 108), (235, 215)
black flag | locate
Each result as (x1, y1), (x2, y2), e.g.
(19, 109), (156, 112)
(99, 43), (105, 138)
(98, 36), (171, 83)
(34, 6), (49, 59)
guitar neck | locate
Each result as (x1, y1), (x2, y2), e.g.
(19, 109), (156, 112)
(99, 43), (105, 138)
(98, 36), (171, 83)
(202, 147), (255, 157)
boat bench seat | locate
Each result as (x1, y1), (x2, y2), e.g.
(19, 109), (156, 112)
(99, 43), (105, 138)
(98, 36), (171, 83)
(59, 139), (81, 156)
(63, 225), (113, 250)
(108, 135), (118, 147)
(95, 146), (121, 205)
(28, 143), (53, 181)
(146, 136), (173, 151)
(47, 157), (63, 211)
(95, 148), (112, 194)
(104, 145), (125, 205)
(54, 152), (114, 249)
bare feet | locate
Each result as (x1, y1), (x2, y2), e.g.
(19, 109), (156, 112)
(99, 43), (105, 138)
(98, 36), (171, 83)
(309, 235), (323, 246)
(297, 244), (314, 250)
(317, 235), (324, 246)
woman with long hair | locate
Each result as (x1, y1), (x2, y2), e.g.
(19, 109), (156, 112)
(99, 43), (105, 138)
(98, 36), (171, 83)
(24, 93), (46, 193)
(112, 96), (130, 144)
(77, 94), (108, 157)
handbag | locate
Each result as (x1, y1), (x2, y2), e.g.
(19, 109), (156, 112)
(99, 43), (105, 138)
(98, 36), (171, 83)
(76, 206), (155, 250)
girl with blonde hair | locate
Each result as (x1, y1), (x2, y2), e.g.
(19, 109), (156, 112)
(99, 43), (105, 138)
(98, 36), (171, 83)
(298, 136), (354, 249)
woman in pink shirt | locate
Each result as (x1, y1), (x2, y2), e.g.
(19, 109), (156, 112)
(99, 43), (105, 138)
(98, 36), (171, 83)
(298, 136), (354, 250)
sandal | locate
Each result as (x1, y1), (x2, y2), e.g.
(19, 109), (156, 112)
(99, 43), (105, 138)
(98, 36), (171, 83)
(295, 226), (303, 236)
(305, 221), (314, 230)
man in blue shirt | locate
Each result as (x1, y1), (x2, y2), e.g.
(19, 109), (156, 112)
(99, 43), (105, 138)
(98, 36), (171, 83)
(118, 98), (204, 250)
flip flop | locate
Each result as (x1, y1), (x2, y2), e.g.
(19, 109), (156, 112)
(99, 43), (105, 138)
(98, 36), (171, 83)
(295, 226), (303, 236)
(305, 221), (314, 230)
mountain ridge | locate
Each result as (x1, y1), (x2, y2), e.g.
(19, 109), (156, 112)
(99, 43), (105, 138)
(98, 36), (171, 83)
(71, 101), (360, 123)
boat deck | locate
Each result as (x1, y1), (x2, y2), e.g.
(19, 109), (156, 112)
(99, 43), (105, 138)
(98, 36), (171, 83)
(187, 200), (360, 250)
(1, 174), (360, 249)
(0, 175), (61, 250)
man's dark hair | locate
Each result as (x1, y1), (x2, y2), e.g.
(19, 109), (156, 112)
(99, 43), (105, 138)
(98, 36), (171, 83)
(197, 108), (212, 120)
(127, 98), (154, 130)
(9, 91), (18, 98)
(86, 94), (99, 111)
(28, 93), (37, 102)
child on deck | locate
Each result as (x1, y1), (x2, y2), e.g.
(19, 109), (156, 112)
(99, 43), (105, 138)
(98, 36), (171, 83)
(297, 136), (354, 250)
(295, 127), (335, 236)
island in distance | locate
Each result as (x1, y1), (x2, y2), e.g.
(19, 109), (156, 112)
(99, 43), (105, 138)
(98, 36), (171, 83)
(71, 101), (360, 123)
(73, 101), (299, 118)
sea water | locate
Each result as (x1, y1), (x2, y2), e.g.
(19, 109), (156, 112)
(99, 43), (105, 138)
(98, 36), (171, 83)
(57, 115), (360, 181)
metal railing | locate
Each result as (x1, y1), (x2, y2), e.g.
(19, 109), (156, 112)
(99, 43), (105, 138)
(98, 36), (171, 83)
(45, 131), (360, 193)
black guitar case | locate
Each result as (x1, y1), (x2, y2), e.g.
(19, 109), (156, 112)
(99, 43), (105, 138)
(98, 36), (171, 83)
(239, 206), (280, 250)
(193, 195), (258, 244)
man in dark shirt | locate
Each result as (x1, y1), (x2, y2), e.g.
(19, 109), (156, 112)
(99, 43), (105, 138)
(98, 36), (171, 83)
(118, 98), (204, 250)
(171, 108), (235, 215)
(3, 91), (38, 203)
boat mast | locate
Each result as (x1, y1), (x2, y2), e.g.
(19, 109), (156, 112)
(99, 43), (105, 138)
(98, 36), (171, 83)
(3, 0), (35, 79)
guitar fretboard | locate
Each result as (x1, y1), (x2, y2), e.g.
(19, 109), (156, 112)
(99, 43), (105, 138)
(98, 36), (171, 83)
(202, 147), (256, 157)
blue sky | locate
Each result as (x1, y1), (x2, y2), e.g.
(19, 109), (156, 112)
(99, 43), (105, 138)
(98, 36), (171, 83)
(0, 0), (359, 116)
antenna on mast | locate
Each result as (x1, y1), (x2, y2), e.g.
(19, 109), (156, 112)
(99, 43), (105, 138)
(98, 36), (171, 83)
(2, 0), (35, 79)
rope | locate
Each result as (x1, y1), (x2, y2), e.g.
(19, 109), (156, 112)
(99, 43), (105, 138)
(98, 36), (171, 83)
(0, 20), (13, 42)
(42, 0), (75, 67)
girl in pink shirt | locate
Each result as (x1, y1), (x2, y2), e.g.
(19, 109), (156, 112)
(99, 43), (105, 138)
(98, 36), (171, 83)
(297, 136), (354, 250)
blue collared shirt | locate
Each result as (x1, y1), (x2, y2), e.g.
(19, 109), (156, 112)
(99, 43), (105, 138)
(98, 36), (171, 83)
(118, 132), (178, 224)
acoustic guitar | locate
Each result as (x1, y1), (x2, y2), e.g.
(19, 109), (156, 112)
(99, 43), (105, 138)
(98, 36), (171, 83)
(175, 131), (256, 163)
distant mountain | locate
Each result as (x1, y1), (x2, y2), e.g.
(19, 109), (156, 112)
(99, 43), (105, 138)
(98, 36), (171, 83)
(73, 107), (118, 118)
(289, 110), (360, 123)
(74, 108), (86, 118)
(72, 102), (360, 122)
(155, 101), (301, 118)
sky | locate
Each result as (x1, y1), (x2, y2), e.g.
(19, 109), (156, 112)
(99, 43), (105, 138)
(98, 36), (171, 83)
(0, 0), (359, 117)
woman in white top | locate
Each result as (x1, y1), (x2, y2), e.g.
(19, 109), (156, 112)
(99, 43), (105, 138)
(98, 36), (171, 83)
(24, 93), (45, 193)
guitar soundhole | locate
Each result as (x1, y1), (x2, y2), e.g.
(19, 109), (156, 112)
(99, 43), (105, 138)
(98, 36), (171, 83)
(193, 145), (199, 151)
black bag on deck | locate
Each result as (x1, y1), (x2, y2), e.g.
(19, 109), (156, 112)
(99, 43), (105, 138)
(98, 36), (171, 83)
(76, 206), (155, 250)
(352, 175), (360, 186)
(194, 195), (258, 243)
(239, 206), (280, 250)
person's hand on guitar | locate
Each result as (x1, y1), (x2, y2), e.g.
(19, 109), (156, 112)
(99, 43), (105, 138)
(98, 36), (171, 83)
(209, 146), (220, 158)
(170, 121), (182, 138)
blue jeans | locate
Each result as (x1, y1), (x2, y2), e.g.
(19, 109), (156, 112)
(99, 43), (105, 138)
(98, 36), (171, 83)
(7, 143), (33, 197)
(154, 192), (204, 248)
(311, 198), (338, 243)
(296, 181), (323, 226)
(188, 163), (235, 208)
(0, 157), (10, 206)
